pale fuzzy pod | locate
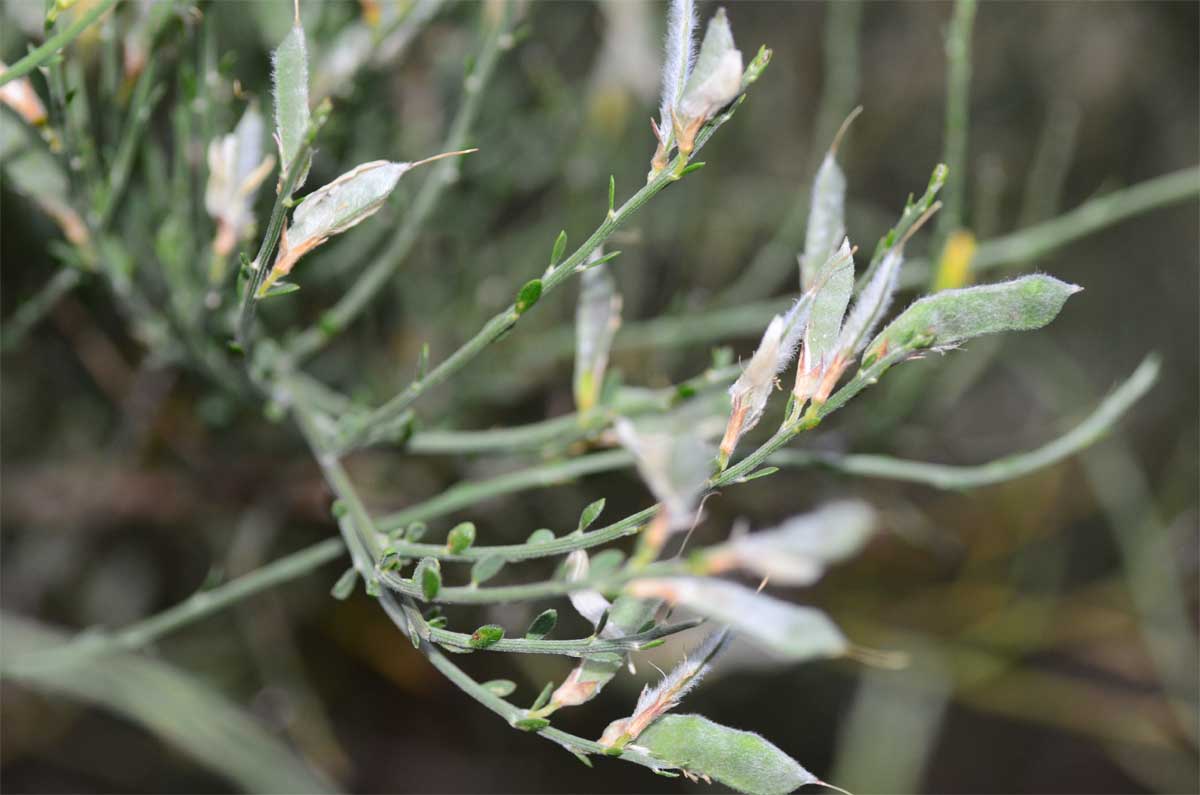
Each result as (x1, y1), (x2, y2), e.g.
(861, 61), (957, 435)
(796, 237), (855, 401)
(801, 152), (847, 290)
(205, 105), (275, 256)
(677, 49), (743, 126)
(721, 305), (803, 462)
(573, 252), (622, 412)
(862, 274), (1083, 367)
(674, 9), (743, 150)
(600, 628), (727, 747)
(634, 714), (818, 795)
(837, 244), (904, 358)
(626, 578), (848, 661)
(614, 418), (713, 531)
(288, 160), (411, 243)
(708, 500), (877, 586)
(656, 0), (698, 147)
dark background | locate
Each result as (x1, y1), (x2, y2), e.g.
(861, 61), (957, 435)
(2, 1), (1197, 793)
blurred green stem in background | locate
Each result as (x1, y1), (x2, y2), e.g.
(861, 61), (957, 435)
(0, 0), (120, 86)
(0, 614), (334, 794)
(718, 0), (864, 306)
(285, 6), (512, 362)
(931, 0), (977, 263)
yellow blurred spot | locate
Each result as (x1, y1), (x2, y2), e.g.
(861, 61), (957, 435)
(587, 87), (632, 140)
(933, 230), (977, 292)
(360, 0), (380, 28)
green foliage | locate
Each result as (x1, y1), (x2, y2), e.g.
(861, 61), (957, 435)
(0, 1), (1181, 792)
(446, 521), (477, 554)
(525, 609), (558, 640)
(414, 557), (442, 601)
(469, 624), (504, 649)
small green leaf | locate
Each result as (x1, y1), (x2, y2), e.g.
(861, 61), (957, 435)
(405, 522), (427, 542)
(415, 342), (430, 380)
(514, 717), (550, 732)
(549, 230), (568, 267)
(584, 249), (623, 270)
(427, 615), (448, 630)
(530, 681), (554, 712)
(607, 175), (615, 214)
(471, 555), (505, 585)
(330, 567), (357, 600)
(525, 609), (558, 640)
(258, 280), (301, 300)
(414, 557), (441, 601)
(572, 750), (594, 768)
(526, 528), (555, 545)
(577, 498), (605, 533)
(482, 679), (516, 698)
(639, 638), (666, 650)
(364, 577), (381, 597)
(515, 279), (543, 315)
(446, 521), (476, 554)
(638, 714), (818, 795)
(737, 466), (779, 483)
(330, 500), (348, 519)
(679, 161), (706, 176)
(469, 624), (504, 649)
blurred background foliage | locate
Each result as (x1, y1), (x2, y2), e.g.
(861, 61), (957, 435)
(1, 0), (1197, 793)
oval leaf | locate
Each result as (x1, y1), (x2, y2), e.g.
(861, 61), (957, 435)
(577, 498), (606, 533)
(446, 521), (477, 554)
(469, 624), (504, 649)
(414, 557), (441, 601)
(525, 608), (558, 640)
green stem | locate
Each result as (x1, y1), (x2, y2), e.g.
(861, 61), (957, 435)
(932, 0), (977, 254)
(336, 60), (769, 451)
(376, 449), (635, 532)
(235, 104), (329, 350)
(0, 0), (120, 87)
(970, 166), (1200, 272)
(286, 8), (510, 361)
(378, 559), (684, 605)
(769, 354), (1159, 489)
(424, 617), (702, 657)
(4, 538), (345, 673)
(410, 617), (666, 770)
(96, 58), (162, 229)
(387, 506), (658, 562)
(0, 268), (82, 352)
